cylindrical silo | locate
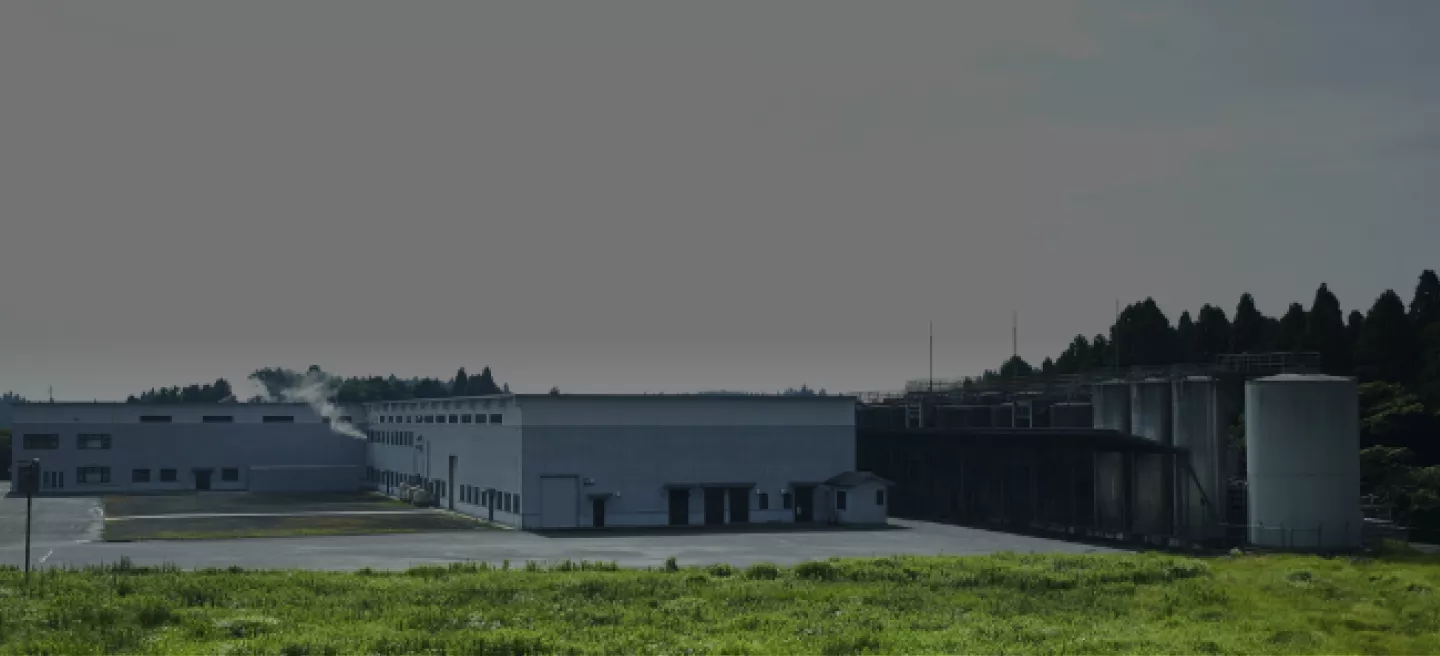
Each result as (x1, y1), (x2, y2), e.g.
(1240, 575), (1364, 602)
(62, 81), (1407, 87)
(1171, 376), (1239, 540)
(1092, 381), (1132, 433)
(1246, 375), (1362, 550)
(1130, 379), (1173, 444)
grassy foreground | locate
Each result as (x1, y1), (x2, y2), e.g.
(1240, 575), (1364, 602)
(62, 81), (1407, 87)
(104, 513), (492, 542)
(2, 552), (1439, 655)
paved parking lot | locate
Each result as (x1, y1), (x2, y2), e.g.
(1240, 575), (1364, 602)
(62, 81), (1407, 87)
(1, 484), (1123, 570)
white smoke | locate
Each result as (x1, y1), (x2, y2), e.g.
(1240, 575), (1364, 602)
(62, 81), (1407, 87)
(274, 369), (367, 440)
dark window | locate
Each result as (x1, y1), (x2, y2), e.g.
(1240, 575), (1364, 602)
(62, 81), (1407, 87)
(836, 491), (848, 511)
(339, 416), (352, 423)
(139, 415), (172, 423)
(461, 414), (473, 424)
(78, 434), (112, 450)
(406, 416), (413, 423)
(22, 434), (59, 450)
(132, 469), (151, 483)
(448, 414), (458, 424)
(160, 469), (177, 482)
(203, 415), (234, 423)
(514, 494), (521, 513)
(221, 468), (239, 482)
(476, 414), (488, 424)
(489, 414), (503, 424)
(782, 492), (794, 510)
(427, 415), (436, 424)
(504, 493), (512, 513)
(77, 466), (110, 484)
(876, 490), (886, 506)
(262, 416), (294, 423)
(758, 493), (770, 510)
(321, 417), (332, 425)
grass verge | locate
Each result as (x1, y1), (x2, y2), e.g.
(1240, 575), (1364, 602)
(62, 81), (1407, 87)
(103, 513), (490, 542)
(3, 551), (1440, 654)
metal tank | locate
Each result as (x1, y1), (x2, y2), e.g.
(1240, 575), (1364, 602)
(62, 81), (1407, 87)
(1050, 402), (1094, 428)
(1171, 376), (1239, 540)
(1130, 379), (1173, 444)
(1246, 374), (1362, 549)
(1092, 381), (1132, 433)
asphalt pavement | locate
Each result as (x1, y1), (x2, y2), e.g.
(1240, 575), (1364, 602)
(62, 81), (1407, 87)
(1, 484), (1123, 571)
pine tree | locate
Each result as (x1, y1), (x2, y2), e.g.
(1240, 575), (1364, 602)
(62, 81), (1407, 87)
(1231, 294), (1267, 354)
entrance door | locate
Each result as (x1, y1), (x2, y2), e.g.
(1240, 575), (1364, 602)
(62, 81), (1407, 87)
(487, 490), (495, 522)
(592, 498), (606, 528)
(667, 488), (690, 525)
(728, 487), (750, 524)
(447, 456), (457, 511)
(539, 476), (580, 528)
(794, 485), (815, 522)
(703, 487), (726, 525)
(195, 470), (213, 491)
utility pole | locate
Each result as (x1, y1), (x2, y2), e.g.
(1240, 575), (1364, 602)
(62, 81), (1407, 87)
(928, 321), (934, 393)
(20, 458), (39, 589)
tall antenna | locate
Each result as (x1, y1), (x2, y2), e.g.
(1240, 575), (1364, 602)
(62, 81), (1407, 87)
(1012, 311), (1018, 359)
(928, 321), (934, 393)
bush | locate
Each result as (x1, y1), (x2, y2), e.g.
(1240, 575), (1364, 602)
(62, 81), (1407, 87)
(744, 562), (782, 580)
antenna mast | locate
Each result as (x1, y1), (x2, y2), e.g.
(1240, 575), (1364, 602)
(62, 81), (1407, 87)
(928, 321), (934, 393)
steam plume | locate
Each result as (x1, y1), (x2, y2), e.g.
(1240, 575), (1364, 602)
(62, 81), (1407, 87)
(274, 370), (367, 440)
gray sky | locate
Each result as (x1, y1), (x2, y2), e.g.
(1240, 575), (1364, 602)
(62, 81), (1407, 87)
(2, 1), (1438, 400)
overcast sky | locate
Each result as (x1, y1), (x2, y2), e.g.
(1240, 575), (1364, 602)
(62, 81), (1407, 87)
(2, 1), (1438, 400)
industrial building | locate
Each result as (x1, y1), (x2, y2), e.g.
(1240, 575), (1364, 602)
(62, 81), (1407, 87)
(858, 352), (1367, 551)
(8, 393), (884, 531)
(362, 393), (875, 530)
(7, 402), (366, 493)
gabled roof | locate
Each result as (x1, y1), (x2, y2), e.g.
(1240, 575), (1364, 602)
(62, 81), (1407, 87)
(824, 471), (894, 488)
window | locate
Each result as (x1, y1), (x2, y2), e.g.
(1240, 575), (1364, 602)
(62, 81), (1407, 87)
(406, 416), (413, 424)
(339, 416), (352, 423)
(503, 493), (512, 513)
(321, 417), (332, 425)
(222, 468), (239, 482)
(758, 493), (770, 510)
(160, 469), (177, 482)
(836, 491), (848, 511)
(426, 415), (436, 424)
(23, 434), (59, 450)
(78, 434), (112, 450)
(876, 490), (886, 506)
(139, 415), (172, 423)
(448, 414), (458, 424)
(262, 416), (295, 423)
(132, 469), (151, 483)
(514, 495), (521, 513)
(476, 414), (488, 424)
(461, 414), (473, 424)
(489, 414), (503, 424)
(782, 492), (794, 510)
(203, 415), (234, 423)
(77, 466), (111, 484)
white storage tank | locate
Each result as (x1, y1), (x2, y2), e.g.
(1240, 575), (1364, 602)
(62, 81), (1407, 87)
(1245, 374), (1362, 549)
(1171, 376), (1238, 539)
(1130, 379), (1173, 444)
(1092, 381), (1132, 433)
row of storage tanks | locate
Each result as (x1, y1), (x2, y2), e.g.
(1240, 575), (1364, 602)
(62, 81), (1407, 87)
(1094, 374), (1361, 549)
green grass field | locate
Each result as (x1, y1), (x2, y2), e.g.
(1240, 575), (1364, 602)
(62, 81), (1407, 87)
(2, 551), (1439, 655)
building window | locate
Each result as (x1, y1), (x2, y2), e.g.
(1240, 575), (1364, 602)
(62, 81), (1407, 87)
(139, 415), (172, 423)
(203, 415), (234, 423)
(321, 417), (332, 425)
(514, 495), (521, 513)
(836, 491), (848, 511)
(476, 414), (488, 424)
(262, 416), (295, 423)
(448, 414), (458, 424)
(222, 468), (239, 482)
(462, 414), (473, 424)
(876, 490), (886, 506)
(22, 434), (60, 450)
(758, 493), (770, 510)
(782, 492), (794, 510)
(77, 434), (112, 450)
(339, 416), (352, 423)
(160, 469), (177, 482)
(488, 414), (502, 424)
(77, 466), (111, 485)
(132, 469), (151, 483)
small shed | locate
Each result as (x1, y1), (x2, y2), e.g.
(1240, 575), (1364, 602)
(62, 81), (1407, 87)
(824, 471), (893, 526)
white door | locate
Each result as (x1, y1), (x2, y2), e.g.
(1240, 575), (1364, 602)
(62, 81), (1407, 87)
(539, 476), (579, 528)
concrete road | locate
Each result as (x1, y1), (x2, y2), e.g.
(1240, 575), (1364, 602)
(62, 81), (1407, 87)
(2, 515), (1121, 573)
(0, 482), (104, 565)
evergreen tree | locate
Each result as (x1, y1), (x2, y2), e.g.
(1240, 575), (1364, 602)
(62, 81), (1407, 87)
(1357, 290), (1418, 383)
(1176, 311), (1197, 363)
(1193, 304), (1231, 362)
(1231, 294), (1267, 354)
(1275, 302), (1308, 352)
(1302, 283), (1350, 374)
(1410, 270), (1440, 329)
(452, 368), (469, 396)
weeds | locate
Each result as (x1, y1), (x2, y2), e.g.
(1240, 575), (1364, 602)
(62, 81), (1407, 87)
(1, 553), (1438, 654)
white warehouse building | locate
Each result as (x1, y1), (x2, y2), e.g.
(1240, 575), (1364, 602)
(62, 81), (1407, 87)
(363, 394), (885, 530)
(8, 393), (888, 530)
(7, 402), (366, 493)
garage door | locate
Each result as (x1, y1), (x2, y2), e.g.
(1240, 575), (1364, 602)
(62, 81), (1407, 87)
(539, 476), (579, 529)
